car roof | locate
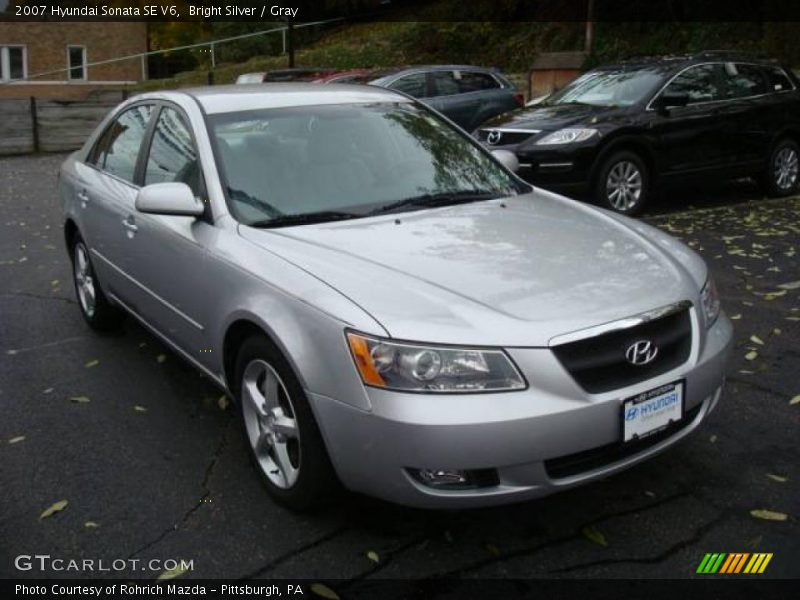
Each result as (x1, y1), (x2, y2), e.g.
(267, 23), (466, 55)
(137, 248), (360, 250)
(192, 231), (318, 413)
(370, 64), (500, 78)
(601, 51), (782, 72)
(174, 83), (410, 114)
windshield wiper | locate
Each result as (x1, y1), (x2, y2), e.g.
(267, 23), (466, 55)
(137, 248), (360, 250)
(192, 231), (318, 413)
(228, 187), (281, 218)
(248, 210), (361, 229)
(366, 190), (500, 216)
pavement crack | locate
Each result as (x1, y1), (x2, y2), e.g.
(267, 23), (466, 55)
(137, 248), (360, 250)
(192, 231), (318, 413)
(4, 335), (89, 355)
(549, 513), (727, 573)
(1, 291), (77, 305)
(427, 491), (692, 578)
(238, 526), (350, 580)
(126, 417), (233, 560)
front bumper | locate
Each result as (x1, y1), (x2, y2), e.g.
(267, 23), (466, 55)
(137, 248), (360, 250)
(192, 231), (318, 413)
(310, 314), (733, 508)
(482, 140), (598, 190)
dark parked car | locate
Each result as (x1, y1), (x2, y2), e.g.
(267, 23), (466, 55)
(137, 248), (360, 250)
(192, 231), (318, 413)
(235, 68), (341, 84)
(475, 52), (800, 214)
(361, 65), (524, 131)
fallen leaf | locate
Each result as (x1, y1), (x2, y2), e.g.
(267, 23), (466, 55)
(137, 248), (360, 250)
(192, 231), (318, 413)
(40, 500), (69, 519)
(157, 565), (187, 580)
(773, 328), (782, 335)
(766, 474), (788, 483)
(50, 279), (59, 286)
(790, 395), (800, 406)
(43, 387), (54, 394)
(750, 335), (764, 346)
(156, 354), (166, 363)
(84, 359), (99, 368)
(366, 550), (380, 563)
(709, 435), (718, 443)
(218, 395), (230, 411)
(8, 436), (26, 444)
(644, 490), (656, 498)
(486, 543), (501, 557)
(764, 290), (787, 301)
(745, 351), (758, 361)
(133, 405), (148, 413)
(777, 280), (800, 290)
(730, 314), (742, 320)
(6, 349), (18, 355)
(750, 509), (788, 522)
(310, 583), (340, 600)
(84, 521), (100, 528)
(69, 396), (90, 404)
(138, 342), (147, 348)
(581, 525), (608, 547)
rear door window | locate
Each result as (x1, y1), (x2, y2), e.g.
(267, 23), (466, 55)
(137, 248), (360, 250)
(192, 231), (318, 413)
(663, 64), (726, 104)
(90, 104), (153, 183)
(430, 71), (461, 97)
(456, 71), (501, 93)
(725, 63), (768, 98)
(389, 73), (428, 98)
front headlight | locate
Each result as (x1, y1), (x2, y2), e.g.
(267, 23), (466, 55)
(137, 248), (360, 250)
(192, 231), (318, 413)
(346, 332), (527, 393)
(700, 276), (720, 327)
(535, 128), (598, 145)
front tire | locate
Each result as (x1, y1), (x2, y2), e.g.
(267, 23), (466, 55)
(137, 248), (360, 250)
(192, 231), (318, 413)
(234, 335), (339, 510)
(71, 237), (123, 331)
(595, 151), (650, 215)
(759, 139), (800, 197)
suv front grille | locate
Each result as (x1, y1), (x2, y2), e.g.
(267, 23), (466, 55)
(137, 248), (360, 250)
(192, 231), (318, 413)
(476, 129), (537, 146)
(552, 307), (692, 394)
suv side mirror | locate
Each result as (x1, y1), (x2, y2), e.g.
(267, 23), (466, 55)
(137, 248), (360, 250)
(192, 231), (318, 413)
(135, 182), (204, 217)
(656, 90), (690, 113)
(491, 149), (520, 173)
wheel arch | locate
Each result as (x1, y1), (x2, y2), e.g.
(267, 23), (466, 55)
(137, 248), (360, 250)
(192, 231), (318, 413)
(64, 218), (80, 258)
(589, 134), (658, 189)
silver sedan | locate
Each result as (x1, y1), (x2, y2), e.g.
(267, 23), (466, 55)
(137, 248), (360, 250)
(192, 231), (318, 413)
(60, 84), (732, 509)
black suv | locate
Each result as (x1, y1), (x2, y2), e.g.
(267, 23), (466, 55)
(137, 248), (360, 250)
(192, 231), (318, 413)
(475, 52), (800, 214)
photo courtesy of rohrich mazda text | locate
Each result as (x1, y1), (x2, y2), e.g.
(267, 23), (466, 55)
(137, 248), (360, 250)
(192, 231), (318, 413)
(60, 83), (731, 509)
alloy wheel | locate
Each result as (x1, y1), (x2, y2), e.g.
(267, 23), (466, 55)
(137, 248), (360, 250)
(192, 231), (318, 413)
(774, 146), (799, 191)
(73, 243), (96, 318)
(241, 359), (301, 489)
(606, 160), (643, 211)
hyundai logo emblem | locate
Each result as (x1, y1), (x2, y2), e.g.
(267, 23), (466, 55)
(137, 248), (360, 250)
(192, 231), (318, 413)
(625, 340), (658, 366)
(486, 130), (502, 145)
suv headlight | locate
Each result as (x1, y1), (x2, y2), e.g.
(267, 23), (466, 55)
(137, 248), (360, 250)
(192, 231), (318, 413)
(346, 332), (527, 393)
(700, 276), (720, 327)
(535, 128), (598, 145)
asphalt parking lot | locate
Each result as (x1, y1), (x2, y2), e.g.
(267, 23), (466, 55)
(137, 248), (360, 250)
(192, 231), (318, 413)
(1, 153), (798, 586)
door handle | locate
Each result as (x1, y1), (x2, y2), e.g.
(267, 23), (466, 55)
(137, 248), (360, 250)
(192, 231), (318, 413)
(122, 216), (138, 235)
(77, 190), (89, 206)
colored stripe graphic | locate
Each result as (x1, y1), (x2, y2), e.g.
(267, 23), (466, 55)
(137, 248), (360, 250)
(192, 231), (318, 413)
(744, 553), (773, 574)
(697, 553), (727, 573)
(698, 552), (773, 574)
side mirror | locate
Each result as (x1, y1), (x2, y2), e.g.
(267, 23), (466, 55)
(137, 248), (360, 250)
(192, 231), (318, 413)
(656, 90), (690, 113)
(491, 149), (520, 173)
(135, 182), (204, 217)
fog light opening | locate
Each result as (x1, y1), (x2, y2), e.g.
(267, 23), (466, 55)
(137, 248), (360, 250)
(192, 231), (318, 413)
(409, 467), (500, 490)
(417, 468), (468, 486)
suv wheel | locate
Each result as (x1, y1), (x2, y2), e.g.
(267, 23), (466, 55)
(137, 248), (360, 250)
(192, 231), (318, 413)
(760, 139), (799, 197)
(596, 151), (650, 215)
(71, 237), (123, 330)
(234, 335), (339, 510)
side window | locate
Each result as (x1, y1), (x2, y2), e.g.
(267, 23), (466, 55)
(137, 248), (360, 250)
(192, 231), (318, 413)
(457, 71), (501, 93)
(725, 63), (768, 98)
(430, 71), (460, 97)
(764, 66), (794, 93)
(389, 73), (427, 98)
(664, 64), (725, 104)
(90, 105), (153, 183)
(144, 107), (203, 197)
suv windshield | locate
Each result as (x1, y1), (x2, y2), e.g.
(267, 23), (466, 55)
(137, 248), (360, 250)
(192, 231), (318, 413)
(547, 66), (668, 107)
(210, 103), (522, 226)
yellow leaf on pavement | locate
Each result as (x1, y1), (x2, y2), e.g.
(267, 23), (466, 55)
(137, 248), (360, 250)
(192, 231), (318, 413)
(745, 351), (758, 361)
(40, 500), (68, 519)
(310, 583), (340, 600)
(766, 474), (788, 483)
(581, 525), (608, 547)
(85, 359), (99, 368)
(133, 405), (148, 413)
(156, 354), (166, 363)
(750, 509), (788, 521)
(156, 565), (187, 580)
(8, 436), (26, 444)
(84, 521), (100, 528)
(750, 335), (764, 346)
(366, 550), (380, 563)
(69, 396), (90, 403)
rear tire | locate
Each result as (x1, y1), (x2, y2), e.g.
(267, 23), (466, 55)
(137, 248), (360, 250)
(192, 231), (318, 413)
(595, 151), (650, 215)
(758, 138), (800, 197)
(234, 335), (339, 511)
(71, 237), (123, 331)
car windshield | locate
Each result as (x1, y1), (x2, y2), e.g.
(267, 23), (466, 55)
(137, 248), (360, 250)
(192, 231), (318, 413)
(210, 102), (522, 226)
(546, 67), (667, 107)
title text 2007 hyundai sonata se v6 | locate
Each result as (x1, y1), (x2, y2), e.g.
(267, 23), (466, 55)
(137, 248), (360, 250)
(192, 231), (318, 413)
(60, 84), (732, 509)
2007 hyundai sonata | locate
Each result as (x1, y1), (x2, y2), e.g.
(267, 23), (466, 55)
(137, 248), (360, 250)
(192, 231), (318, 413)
(60, 84), (732, 509)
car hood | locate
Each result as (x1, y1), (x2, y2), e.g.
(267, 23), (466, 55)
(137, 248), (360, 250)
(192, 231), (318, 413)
(479, 102), (622, 133)
(239, 190), (703, 347)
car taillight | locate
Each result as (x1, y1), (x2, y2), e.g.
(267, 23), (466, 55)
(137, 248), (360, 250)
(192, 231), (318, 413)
(513, 93), (524, 107)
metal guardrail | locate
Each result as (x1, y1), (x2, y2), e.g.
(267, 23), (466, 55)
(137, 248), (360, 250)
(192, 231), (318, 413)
(0, 17), (345, 86)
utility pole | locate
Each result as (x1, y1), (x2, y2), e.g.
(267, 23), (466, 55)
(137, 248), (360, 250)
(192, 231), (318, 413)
(287, 19), (295, 67)
(585, 0), (595, 53)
